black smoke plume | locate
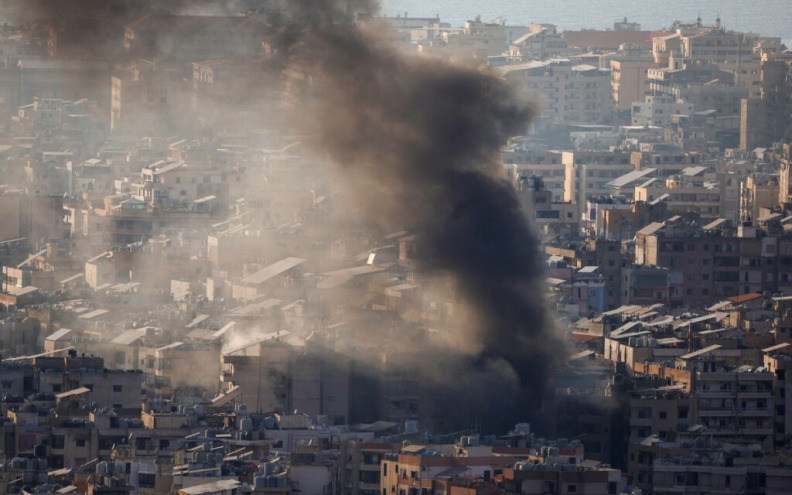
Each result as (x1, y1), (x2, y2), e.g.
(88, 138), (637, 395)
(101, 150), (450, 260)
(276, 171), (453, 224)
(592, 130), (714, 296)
(277, 2), (566, 431)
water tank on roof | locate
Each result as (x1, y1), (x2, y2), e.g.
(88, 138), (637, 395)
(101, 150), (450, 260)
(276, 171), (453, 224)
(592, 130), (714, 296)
(263, 416), (276, 429)
(240, 418), (252, 432)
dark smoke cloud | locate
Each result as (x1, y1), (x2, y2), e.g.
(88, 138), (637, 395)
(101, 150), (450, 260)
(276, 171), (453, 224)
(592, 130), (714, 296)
(7, 0), (278, 60)
(278, 2), (566, 431)
(12, 0), (567, 432)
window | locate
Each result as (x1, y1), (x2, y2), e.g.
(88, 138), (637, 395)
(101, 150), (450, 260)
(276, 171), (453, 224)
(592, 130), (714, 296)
(139, 473), (155, 488)
(52, 435), (65, 449)
(76, 439), (86, 447)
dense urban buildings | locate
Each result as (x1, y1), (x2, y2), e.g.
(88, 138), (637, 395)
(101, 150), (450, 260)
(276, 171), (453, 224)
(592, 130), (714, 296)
(0, 3), (791, 495)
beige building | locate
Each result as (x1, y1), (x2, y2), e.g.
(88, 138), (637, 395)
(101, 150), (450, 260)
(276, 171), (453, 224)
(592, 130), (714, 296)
(562, 151), (634, 212)
(502, 148), (566, 201)
(611, 56), (656, 111)
(497, 59), (612, 128)
(634, 166), (738, 222)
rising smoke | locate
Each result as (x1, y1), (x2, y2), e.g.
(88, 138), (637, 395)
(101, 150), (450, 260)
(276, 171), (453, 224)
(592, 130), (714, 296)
(14, 0), (568, 433)
(274, 1), (567, 431)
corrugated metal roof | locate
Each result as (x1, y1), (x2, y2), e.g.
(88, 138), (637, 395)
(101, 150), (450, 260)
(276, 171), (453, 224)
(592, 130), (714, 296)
(111, 328), (147, 345)
(681, 166), (708, 176)
(79, 309), (108, 319)
(636, 222), (665, 236)
(46, 328), (73, 342)
(179, 479), (240, 495)
(680, 344), (721, 360)
(185, 314), (209, 329)
(55, 387), (91, 399)
(606, 168), (656, 189)
(317, 265), (384, 289)
(762, 342), (791, 353)
(702, 218), (728, 230)
(241, 257), (305, 285)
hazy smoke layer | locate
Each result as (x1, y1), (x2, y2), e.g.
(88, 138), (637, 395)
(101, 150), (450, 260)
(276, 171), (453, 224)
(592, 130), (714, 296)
(279, 2), (564, 430)
(16, 0), (565, 432)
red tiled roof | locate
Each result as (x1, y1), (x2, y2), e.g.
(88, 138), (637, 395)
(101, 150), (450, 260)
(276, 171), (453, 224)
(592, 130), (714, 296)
(727, 292), (762, 304)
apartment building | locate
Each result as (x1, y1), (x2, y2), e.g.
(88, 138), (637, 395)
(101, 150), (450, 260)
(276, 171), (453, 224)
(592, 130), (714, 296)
(634, 166), (738, 222)
(502, 149), (566, 202)
(563, 151), (634, 213)
(611, 56), (656, 111)
(634, 220), (792, 307)
(497, 59), (612, 128)
(632, 94), (695, 127)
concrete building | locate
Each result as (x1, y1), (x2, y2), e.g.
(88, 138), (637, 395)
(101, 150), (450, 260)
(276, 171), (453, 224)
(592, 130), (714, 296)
(221, 336), (350, 421)
(497, 59), (612, 128)
(740, 57), (791, 150)
(632, 94), (695, 127)
(633, 220), (792, 307)
(634, 166), (738, 222)
(516, 175), (578, 238)
(563, 151), (634, 213)
(338, 441), (394, 495)
(110, 60), (191, 135)
(610, 56), (656, 111)
(508, 24), (567, 60)
(502, 149), (566, 202)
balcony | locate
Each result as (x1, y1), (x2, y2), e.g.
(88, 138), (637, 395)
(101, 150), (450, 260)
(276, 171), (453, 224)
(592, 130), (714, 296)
(698, 390), (734, 398)
(737, 392), (772, 399)
(737, 409), (772, 417)
(697, 409), (735, 417)
(740, 428), (774, 435)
